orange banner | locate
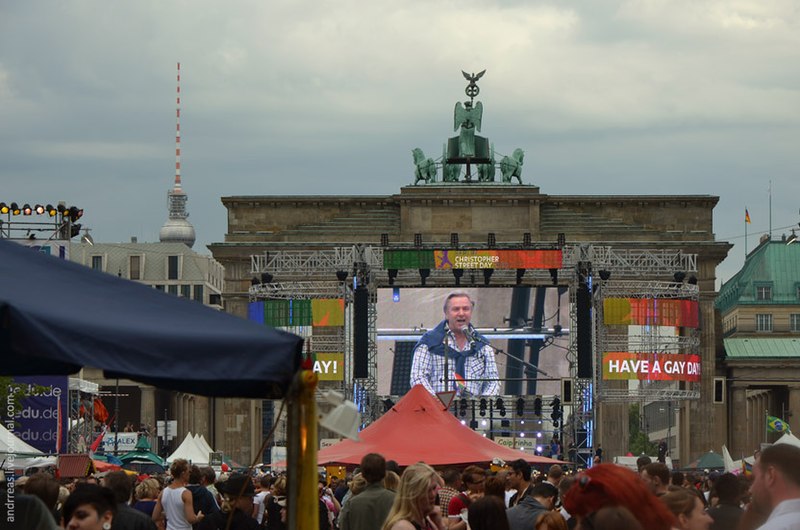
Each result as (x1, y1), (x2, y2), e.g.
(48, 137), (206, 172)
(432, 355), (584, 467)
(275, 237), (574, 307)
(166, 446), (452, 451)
(434, 249), (562, 270)
(601, 352), (701, 381)
(603, 298), (699, 328)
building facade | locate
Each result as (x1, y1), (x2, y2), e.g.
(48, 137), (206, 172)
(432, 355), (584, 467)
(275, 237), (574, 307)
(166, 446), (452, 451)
(716, 234), (800, 459)
(70, 240), (224, 456)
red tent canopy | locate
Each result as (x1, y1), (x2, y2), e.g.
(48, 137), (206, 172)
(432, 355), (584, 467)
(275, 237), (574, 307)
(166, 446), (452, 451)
(318, 385), (567, 467)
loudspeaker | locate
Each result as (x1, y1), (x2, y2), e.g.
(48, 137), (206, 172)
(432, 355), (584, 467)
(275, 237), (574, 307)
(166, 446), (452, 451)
(713, 377), (725, 404)
(576, 282), (593, 378)
(353, 287), (369, 379)
(561, 379), (573, 405)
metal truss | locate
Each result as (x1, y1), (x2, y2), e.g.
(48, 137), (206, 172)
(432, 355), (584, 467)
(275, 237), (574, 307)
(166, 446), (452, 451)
(562, 246), (697, 276)
(250, 245), (382, 278)
(599, 388), (700, 400)
(249, 282), (344, 299)
(599, 280), (700, 298)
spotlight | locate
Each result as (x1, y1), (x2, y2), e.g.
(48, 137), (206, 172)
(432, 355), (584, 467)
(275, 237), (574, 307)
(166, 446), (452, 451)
(260, 272), (274, 284)
(479, 398), (487, 416)
(251, 277), (260, 286)
(68, 206), (83, 220)
(380, 233), (389, 246)
(419, 268), (430, 286)
(0, 203), (8, 214)
(787, 230), (797, 246)
(414, 233), (423, 247)
(673, 271), (686, 283)
(469, 419), (479, 429)
(533, 397), (542, 416)
(523, 232), (532, 247)
(483, 268), (493, 286)
(387, 269), (398, 285)
(495, 398), (506, 417)
(557, 233), (566, 247)
(450, 233), (459, 248)
(516, 268), (526, 285)
(453, 268), (464, 286)
(336, 270), (348, 282)
(516, 397), (525, 416)
(382, 398), (395, 413)
(599, 270), (611, 281)
(34, 204), (45, 215)
(549, 268), (558, 285)
(487, 233), (496, 248)
(687, 275), (698, 285)
(22, 204), (32, 215)
(57, 204), (66, 216)
(459, 398), (467, 417)
(10, 202), (20, 215)
(45, 204), (57, 217)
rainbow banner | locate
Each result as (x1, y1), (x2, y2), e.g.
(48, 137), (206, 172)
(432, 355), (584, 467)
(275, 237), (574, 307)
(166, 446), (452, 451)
(311, 298), (345, 326)
(601, 352), (702, 381)
(603, 298), (699, 328)
(433, 249), (562, 270)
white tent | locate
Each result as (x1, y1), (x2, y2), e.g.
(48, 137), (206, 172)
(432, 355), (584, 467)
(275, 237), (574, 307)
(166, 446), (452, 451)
(194, 433), (214, 456)
(774, 432), (800, 448)
(613, 455), (673, 470)
(0, 424), (58, 470)
(166, 432), (209, 465)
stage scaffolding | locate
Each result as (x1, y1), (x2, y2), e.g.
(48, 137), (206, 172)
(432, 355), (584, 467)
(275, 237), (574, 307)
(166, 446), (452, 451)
(249, 244), (699, 448)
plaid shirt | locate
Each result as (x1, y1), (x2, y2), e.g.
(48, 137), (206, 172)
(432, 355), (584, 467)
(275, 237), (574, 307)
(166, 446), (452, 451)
(410, 328), (500, 396)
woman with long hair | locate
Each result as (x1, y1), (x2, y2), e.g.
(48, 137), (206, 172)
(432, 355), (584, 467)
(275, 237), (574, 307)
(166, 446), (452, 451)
(661, 487), (713, 530)
(153, 459), (205, 530)
(382, 463), (446, 530)
(563, 464), (676, 530)
(467, 496), (509, 530)
(62, 483), (116, 530)
(535, 511), (568, 530)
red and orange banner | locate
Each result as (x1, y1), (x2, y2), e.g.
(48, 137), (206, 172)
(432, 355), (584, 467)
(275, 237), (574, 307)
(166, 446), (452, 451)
(433, 249), (562, 270)
(603, 298), (699, 328)
(602, 352), (701, 381)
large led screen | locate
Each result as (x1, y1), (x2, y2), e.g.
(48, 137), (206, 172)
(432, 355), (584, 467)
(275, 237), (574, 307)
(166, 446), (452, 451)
(376, 287), (571, 397)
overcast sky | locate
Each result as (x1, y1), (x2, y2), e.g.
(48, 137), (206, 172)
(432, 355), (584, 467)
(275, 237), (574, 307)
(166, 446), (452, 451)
(2, 1), (798, 284)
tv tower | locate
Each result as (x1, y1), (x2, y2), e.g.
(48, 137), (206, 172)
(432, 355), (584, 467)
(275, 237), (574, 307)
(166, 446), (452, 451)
(159, 62), (196, 247)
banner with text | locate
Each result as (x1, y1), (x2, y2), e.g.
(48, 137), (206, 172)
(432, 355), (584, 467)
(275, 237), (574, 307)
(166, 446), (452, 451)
(313, 353), (345, 381)
(602, 352), (701, 382)
(433, 249), (563, 270)
(4, 376), (69, 454)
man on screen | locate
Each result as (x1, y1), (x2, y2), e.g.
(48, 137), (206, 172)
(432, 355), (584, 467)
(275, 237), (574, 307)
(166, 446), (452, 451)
(410, 291), (500, 396)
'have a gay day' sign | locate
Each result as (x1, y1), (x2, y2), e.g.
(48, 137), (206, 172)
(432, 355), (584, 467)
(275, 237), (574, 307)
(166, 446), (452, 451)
(602, 353), (701, 382)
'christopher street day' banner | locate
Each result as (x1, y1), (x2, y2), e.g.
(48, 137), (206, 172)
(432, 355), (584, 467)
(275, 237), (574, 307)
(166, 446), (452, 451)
(602, 353), (701, 382)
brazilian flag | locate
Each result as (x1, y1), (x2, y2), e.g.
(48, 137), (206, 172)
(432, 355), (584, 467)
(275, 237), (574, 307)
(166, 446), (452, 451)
(767, 415), (791, 433)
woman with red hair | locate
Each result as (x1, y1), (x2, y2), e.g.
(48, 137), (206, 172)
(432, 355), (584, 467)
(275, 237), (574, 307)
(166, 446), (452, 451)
(562, 464), (676, 530)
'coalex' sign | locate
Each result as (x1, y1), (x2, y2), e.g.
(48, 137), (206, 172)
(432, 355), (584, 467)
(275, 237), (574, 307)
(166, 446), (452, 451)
(602, 352), (701, 382)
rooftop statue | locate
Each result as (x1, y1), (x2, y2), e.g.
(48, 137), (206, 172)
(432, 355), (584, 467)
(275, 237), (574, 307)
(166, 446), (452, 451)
(410, 70), (525, 185)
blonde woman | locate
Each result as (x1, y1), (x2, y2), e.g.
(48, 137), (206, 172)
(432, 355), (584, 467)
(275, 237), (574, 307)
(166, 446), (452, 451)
(382, 463), (446, 530)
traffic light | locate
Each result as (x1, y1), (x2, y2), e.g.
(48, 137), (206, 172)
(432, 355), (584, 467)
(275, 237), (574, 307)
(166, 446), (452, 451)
(533, 397), (542, 416)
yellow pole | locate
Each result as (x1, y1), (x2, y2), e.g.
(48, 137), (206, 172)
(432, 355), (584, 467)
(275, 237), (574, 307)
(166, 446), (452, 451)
(297, 369), (319, 529)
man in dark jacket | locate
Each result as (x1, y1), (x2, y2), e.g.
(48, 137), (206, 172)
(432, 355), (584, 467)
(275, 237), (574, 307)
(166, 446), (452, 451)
(506, 482), (558, 530)
(103, 471), (157, 530)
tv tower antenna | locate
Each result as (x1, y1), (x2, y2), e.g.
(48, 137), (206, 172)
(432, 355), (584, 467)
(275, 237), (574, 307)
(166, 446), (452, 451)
(174, 61), (182, 192)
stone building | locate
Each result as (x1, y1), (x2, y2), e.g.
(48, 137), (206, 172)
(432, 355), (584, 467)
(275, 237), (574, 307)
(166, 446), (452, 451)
(716, 234), (800, 459)
(70, 240), (224, 456)
(209, 182), (732, 464)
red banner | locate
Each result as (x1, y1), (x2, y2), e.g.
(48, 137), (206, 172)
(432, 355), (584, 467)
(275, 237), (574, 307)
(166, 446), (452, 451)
(434, 249), (562, 270)
(601, 352), (701, 381)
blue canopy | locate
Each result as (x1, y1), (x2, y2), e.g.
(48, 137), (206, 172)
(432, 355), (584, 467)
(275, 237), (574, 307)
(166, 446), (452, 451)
(0, 240), (302, 399)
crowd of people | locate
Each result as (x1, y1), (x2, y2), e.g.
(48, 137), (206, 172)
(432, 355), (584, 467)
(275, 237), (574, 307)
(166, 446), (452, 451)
(5, 443), (800, 530)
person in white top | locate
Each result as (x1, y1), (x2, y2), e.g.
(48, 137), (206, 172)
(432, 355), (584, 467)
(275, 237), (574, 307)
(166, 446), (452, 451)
(749, 444), (800, 530)
(253, 475), (271, 524)
(153, 459), (205, 530)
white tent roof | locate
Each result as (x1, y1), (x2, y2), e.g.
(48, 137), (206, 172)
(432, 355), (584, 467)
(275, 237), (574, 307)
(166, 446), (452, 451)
(775, 432), (800, 448)
(0, 424), (43, 456)
(194, 433), (214, 455)
(612, 455), (673, 470)
(166, 432), (209, 465)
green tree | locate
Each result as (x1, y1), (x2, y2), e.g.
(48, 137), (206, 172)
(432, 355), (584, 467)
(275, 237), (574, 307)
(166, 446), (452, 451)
(629, 403), (657, 456)
(1, 376), (51, 429)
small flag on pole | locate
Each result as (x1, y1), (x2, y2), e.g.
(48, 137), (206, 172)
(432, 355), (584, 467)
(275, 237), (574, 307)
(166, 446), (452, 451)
(742, 460), (752, 477)
(767, 415), (790, 433)
(454, 373), (467, 393)
(745, 209), (751, 224)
